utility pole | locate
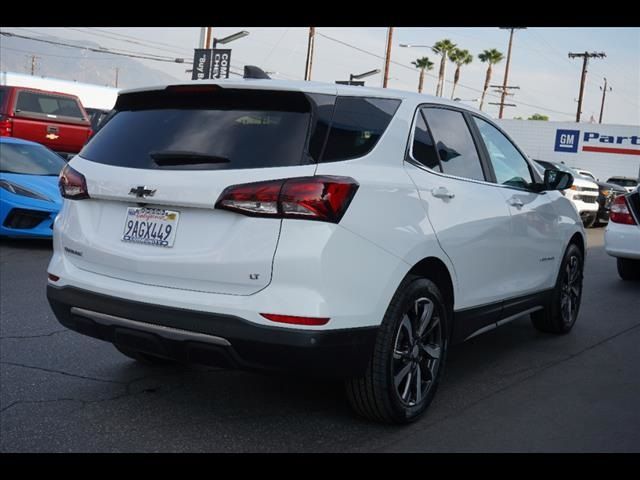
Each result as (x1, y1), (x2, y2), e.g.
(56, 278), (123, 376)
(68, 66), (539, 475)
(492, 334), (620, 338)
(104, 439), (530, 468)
(304, 27), (316, 81)
(598, 77), (612, 124)
(27, 55), (40, 76)
(498, 27), (525, 119)
(114, 67), (119, 88)
(568, 51), (606, 123)
(383, 27), (394, 88)
(205, 27), (213, 49)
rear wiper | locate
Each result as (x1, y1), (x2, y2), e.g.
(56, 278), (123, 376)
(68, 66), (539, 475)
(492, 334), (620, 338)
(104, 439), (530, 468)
(150, 151), (230, 166)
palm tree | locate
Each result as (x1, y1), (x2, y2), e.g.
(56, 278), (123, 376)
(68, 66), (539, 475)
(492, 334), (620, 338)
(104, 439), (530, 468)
(478, 49), (504, 111)
(449, 48), (473, 100)
(412, 57), (434, 94)
(431, 39), (457, 97)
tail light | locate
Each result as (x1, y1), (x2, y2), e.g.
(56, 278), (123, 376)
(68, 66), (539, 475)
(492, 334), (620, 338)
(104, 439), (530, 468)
(215, 176), (359, 223)
(0, 115), (12, 136)
(59, 164), (90, 200)
(609, 195), (636, 225)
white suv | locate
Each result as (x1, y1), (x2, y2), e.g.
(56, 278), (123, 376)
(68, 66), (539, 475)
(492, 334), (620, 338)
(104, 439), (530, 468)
(47, 79), (586, 423)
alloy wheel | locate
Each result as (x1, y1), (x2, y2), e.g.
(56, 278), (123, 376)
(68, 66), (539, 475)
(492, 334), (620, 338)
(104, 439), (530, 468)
(392, 297), (443, 407)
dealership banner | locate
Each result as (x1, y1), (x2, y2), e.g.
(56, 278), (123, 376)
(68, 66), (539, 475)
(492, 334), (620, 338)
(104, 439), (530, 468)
(192, 49), (232, 80)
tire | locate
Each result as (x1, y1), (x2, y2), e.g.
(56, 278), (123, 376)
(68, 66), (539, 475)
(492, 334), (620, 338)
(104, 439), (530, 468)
(583, 215), (596, 228)
(345, 276), (450, 424)
(617, 258), (640, 281)
(114, 343), (177, 366)
(531, 243), (584, 334)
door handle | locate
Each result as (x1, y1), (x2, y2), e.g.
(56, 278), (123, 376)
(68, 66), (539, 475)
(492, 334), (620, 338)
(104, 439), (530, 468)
(508, 197), (524, 208)
(431, 187), (455, 200)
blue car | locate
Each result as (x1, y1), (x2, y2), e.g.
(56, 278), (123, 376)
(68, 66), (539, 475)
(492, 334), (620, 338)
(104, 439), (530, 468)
(0, 137), (65, 238)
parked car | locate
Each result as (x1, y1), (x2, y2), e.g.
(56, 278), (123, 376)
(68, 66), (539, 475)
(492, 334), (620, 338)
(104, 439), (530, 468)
(47, 80), (586, 424)
(606, 176), (638, 193)
(0, 137), (64, 238)
(593, 180), (627, 226)
(534, 160), (600, 227)
(605, 188), (640, 280)
(575, 168), (597, 182)
(0, 85), (93, 157)
(84, 107), (112, 132)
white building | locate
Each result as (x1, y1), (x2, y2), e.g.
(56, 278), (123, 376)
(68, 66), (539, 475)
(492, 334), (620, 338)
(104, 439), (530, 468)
(497, 119), (640, 182)
(1, 71), (119, 111)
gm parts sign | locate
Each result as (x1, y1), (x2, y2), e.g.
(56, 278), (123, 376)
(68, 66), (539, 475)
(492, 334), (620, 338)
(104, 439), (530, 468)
(555, 129), (640, 156)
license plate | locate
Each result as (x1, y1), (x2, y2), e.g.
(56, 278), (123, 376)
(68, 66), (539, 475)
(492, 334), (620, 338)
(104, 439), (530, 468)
(122, 207), (179, 248)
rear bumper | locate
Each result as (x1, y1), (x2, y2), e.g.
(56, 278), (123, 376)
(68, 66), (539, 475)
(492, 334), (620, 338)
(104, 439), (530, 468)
(604, 222), (640, 260)
(47, 285), (378, 378)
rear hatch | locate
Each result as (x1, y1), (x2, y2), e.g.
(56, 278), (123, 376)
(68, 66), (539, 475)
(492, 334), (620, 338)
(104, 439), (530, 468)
(10, 89), (91, 153)
(63, 85), (323, 295)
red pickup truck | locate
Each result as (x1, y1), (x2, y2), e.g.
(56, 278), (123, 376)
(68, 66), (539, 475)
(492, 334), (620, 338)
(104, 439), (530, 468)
(0, 85), (93, 157)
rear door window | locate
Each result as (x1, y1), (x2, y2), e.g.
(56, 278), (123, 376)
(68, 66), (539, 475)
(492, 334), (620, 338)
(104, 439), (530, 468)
(80, 89), (313, 171)
(15, 91), (86, 121)
(321, 97), (400, 162)
(422, 107), (486, 182)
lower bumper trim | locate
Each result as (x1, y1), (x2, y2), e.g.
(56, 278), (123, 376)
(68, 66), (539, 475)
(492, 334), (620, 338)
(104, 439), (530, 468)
(70, 307), (231, 347)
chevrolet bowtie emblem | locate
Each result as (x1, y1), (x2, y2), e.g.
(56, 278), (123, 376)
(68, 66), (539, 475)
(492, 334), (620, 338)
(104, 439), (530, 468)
(129, 186), (156, 198)
(45, 133), (59, 140)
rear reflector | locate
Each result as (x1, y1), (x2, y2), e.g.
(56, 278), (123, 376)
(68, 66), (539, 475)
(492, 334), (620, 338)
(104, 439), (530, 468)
(59, 164), (89, 200)
(48, 273), (60, 282)
(215, 176), (359, 223)
(609, 195), (637, 225)
(260, 313), (330, 326)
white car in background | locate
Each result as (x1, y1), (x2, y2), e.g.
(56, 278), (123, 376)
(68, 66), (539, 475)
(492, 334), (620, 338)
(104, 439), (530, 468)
(534, 160), (600, 228)
(575, 168), (597, 182)
(605, 187), (640, 280)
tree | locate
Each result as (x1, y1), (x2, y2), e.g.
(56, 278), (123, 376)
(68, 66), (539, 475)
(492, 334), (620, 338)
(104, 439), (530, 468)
(478, 49), (504, 111)
(412, 57), (434, 94)
(528, 113), (549, 121)
(449, 48), (473, 100)
(431, 39), (457, 97)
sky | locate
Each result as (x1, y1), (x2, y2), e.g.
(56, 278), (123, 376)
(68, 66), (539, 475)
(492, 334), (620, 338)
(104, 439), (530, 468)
(2, 27), (639, 125)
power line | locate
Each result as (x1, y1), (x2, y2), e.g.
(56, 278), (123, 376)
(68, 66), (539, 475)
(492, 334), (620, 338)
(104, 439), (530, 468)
(0, 31), (187, 64)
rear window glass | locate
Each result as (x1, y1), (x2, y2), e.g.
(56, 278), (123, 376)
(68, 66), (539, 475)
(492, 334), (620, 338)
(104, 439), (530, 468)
(80, 89), (313, 171)
(608, 178), (637, 187)
(0, 88), (5, 110)
(16, 91), (85, 120)
(321, 97), (400, 162)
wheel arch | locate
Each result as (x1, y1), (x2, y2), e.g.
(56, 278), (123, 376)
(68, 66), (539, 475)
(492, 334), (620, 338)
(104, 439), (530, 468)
(406, 256), (455, 312)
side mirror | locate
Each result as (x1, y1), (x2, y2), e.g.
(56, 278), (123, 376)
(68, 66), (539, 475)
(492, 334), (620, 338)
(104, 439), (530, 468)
(543, 169), (573, 191)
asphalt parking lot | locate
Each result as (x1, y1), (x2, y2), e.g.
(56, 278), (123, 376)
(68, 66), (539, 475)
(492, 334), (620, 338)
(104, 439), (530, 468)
(1, 227), (639, 452)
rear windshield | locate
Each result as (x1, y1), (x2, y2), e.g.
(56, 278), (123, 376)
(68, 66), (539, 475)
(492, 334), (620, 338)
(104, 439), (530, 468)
(608, 178), (637, 187)
(0, 88), (6, 111)
(16, 91), (86, 121)
(80, 89), (313, 170)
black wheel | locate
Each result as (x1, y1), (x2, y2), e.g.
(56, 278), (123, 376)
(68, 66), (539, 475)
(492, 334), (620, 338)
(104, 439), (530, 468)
(532, 243), (584, 334)
(345, 276), (450, 424)
(114, 344), (177, 366)
(583, 215), (596, 228)
(617, 258), (640, 281)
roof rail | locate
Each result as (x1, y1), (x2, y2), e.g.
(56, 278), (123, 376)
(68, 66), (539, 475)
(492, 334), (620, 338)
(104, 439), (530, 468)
(243, 66), (271, 80)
